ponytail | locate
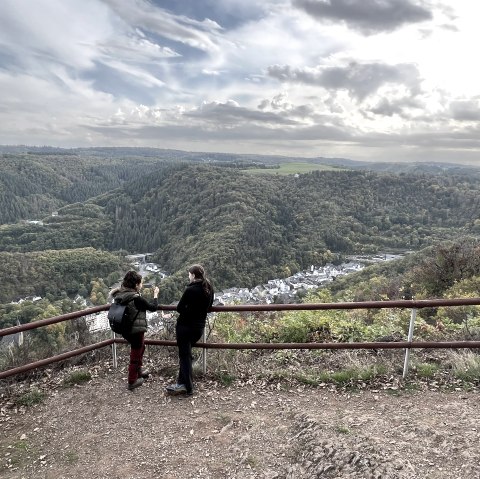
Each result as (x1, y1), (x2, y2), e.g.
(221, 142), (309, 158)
(188, 264), (212, 296)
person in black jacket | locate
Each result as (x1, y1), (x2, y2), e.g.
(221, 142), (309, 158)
(166, 264), (214, 396)
(110, 271), (159, 391)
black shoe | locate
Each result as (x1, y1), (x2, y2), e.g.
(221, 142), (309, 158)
(127, 378), (144, 390)
(138, 369), (150, 379)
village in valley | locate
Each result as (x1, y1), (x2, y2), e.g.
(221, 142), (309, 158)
(214, 254), (403, 305)
(3, 253), (404, 341)
(84, 252), (403, 333)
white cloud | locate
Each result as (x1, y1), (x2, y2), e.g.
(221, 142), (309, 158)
(0, 0), (479, 164)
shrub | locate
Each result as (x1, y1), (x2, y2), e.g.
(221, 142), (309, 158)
(448, 351), (480, 381)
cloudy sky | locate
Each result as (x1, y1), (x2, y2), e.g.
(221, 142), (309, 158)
(0, 0), (479, 164)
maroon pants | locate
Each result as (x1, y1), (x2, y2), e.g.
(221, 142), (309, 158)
(122, 332), (145, 384)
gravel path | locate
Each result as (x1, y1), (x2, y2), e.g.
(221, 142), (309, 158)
(1, 365), (479, 479)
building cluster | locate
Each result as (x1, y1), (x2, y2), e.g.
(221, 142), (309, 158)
(213, 254), (403, 306)
(215, 262), (364, 305)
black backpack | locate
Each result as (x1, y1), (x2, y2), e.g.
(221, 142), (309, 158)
(108, 295), (139, 335)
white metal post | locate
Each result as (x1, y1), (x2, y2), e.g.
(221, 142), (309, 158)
(112, 331), (118, 368)
(403, 308), (417, 378)
(201, 328), (207, 374)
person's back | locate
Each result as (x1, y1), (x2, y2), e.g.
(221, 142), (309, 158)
(176, 280), (214, 327)
(110, 271), (158, 390)
(168, 264), (214, 396)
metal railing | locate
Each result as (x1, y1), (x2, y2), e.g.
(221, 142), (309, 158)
(1, 298), (480, 380)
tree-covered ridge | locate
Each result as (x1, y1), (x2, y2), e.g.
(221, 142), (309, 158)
(0, 202), (114, 252)
(288, 170), (480, 252)
(2, 163), (480, 296)
(87, 165), (479, 296)
(0, 248), (126, 304)
(0, 154), (178, 224)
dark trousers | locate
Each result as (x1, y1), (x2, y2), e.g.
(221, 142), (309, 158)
(122, 332), (145, 384)
(176, 322), (204, 393)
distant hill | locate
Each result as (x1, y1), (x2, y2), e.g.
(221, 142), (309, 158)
(2, 145), (478, 176)
(318, 158), (480, 176)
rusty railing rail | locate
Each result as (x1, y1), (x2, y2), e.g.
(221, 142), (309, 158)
(1, 298), (480, 380)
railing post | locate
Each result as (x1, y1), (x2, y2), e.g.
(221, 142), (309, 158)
(201, 328), (207, 374)
(112, 331), (118, 368)
(403, 308), (417, 378)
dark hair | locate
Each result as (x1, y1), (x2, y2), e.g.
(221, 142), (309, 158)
(189, 264), (212, 296)
(122, 270), (142, 289)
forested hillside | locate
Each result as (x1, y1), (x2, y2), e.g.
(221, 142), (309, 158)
(0, 153), (178, 224)
(0, 247), (126, 304)
(2, 160), (480, 300)
(89, 164), (480, 293)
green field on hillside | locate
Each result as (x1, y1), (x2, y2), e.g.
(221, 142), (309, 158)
(244, 162), (341, 175)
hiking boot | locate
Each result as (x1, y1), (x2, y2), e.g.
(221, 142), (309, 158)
(127, 377), (144, 390)
(165, 383), (187, 395)
(138, 368), (150, 379)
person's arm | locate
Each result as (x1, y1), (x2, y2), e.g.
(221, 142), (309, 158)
(134, 287), (159, 312)
(208, 288), (214, 309)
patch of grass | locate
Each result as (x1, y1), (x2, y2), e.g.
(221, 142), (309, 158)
(13, 440), (28, 451)
(244, 455), (258, 467)
(14, 389), (46, 407)
(358, 364), (387, 381)
(448, 351), (480, 382)
(415, 363), (440, 378)
(336, 425), (351, 434)
(295, 372), (320, 386)
(272, 349), (298, 365)
(62, 370), (92, 387)
(402, 381), (422, 392)
(316, 365), (386, 386)
(319, 368), (358, 384)
(212, 370), (236, 386)
(216, 414), (233, 427)
(267, 369), (291, 382)
(1, 440), (34, 470)
(326, 370), (356, 384)
(455, 367), (480, 382)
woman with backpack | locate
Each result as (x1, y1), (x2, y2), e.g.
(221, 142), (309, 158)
(110, 271), (159, 390)
(166, 264), (214, 396)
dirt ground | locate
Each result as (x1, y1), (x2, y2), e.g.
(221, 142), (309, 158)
(1, 357), (479, 479)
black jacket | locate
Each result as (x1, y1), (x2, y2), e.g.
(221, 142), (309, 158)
(176, 280), (214, 328)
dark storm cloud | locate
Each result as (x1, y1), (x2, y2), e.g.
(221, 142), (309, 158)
(293, 0), (432, 35)
(268, 62), (422, 101)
